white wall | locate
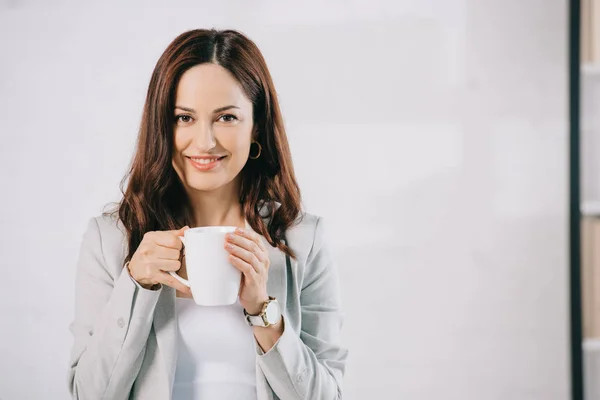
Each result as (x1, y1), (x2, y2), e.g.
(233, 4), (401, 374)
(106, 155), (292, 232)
(0, 1), (570, 399)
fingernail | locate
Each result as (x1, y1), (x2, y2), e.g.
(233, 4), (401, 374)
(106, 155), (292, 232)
(225, 243), (234, 249)
(236, 228), (244, 234)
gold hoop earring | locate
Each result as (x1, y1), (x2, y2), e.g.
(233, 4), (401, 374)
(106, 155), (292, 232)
(249, 141), (262, 159)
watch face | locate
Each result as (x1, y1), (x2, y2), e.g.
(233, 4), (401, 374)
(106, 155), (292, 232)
(265, 300), (281, 324)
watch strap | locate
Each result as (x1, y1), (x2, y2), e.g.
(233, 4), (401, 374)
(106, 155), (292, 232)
(244, 296), (277, 327)
(245, 313), (268, 327)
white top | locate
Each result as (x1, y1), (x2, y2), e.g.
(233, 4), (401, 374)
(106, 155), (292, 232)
(172, 297), (258, 400)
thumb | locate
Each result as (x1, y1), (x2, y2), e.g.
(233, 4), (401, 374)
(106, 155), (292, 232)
(170, 225), (189, 236)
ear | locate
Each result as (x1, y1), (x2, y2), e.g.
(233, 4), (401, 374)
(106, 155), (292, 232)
(252, 124), (259, 141)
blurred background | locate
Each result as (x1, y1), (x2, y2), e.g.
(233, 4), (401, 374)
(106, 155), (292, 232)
(0, 0), (577, 399)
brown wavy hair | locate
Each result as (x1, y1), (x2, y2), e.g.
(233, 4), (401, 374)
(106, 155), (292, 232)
(106, 29), (301, 262)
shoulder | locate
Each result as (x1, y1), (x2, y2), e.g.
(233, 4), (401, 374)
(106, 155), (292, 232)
(80, 212), (129, 276)
(284, 210), (329, 265)
(93, 211), (128, 244)
(282, 210), (340, 293)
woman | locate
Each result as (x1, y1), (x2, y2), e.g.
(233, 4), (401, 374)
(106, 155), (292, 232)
(67, 29), (348, 400)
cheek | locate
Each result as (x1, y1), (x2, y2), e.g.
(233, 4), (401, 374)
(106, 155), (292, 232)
(173, 130), (186, 152)
(223, 140), (251, 177)
(171, 132), (188, 173)
(235, 141), (252, 157)
(171, 154), (185, 180)
(221, 133), (252, 159)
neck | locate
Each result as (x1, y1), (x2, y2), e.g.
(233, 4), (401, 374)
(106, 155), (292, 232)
(186, 178), (245, 228)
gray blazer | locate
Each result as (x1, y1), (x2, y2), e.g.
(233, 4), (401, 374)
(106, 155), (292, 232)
(67, 210), (348, 400)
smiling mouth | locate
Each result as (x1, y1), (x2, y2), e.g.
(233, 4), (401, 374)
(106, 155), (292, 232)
(187, 155), (227, 171)
(188, 155), (226, 164)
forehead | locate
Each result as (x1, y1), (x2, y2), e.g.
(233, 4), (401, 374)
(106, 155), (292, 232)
(175, 63), (251, 110)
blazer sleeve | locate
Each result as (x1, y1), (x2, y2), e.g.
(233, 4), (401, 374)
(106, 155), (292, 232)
(257, 217), (349, 400)
(67, 217), (162, 400)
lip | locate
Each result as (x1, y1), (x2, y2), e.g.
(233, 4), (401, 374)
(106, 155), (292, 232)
(187, 155), (226, 171)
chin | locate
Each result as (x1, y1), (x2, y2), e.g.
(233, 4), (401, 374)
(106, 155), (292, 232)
(187, 181), (226, 193)
(185, 175), (236, 193)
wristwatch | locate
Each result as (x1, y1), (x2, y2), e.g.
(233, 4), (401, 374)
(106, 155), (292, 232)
(244, 296), (282, 327)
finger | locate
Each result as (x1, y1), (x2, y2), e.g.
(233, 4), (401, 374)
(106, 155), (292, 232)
(166, 225), (190, 235)
(229, 253), (257, 277)
(229, 234), (267, 264)
(226, 232), (263, 258)
(152, 246), (181, 261)
(150, 259), (181, 272)
(234, 228), (267, 252)
(154, 271), (191, 294)
(225, 242), (261, 272)
(145, 226), (188, 240)
(152, 229), (187, 250)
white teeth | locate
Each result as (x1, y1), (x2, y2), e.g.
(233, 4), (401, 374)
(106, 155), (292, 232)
(192, 158), (218, 164)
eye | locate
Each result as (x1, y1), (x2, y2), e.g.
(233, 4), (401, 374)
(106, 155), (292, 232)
(175, 114), (193, 124)
(218, 114), (238, 123)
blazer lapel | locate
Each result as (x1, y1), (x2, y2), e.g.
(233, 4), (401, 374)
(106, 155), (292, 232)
(153, 285), (178, 391)
(265, 240), (288, 305)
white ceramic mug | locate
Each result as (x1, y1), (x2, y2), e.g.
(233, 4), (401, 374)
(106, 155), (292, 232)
(169, 226), (241, 306)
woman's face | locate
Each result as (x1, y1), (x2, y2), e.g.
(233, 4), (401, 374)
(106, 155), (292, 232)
(171, 63), (254, 194)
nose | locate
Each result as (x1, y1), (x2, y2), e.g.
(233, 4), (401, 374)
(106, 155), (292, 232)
(191, 120), (216, 151)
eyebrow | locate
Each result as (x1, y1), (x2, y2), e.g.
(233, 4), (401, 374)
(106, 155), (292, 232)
(174, 105), (240, 113)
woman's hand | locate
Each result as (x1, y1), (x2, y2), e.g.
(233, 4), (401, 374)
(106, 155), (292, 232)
(225, 228), (271, 315)
(127, 226), (192, 294)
